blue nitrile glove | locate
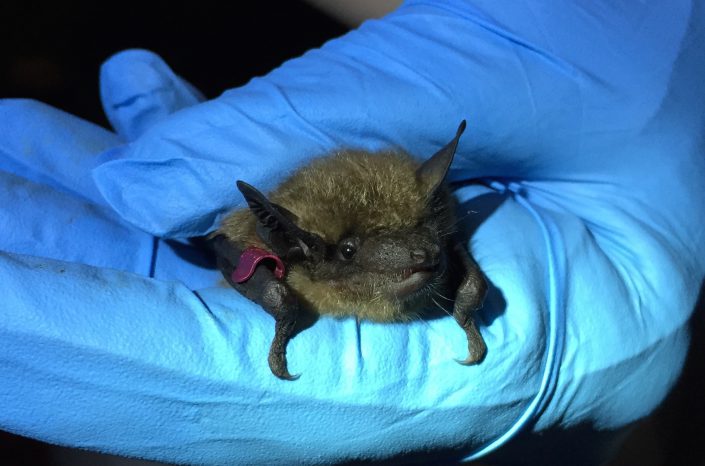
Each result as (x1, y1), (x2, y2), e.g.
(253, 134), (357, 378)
(2, 1), (705, 465)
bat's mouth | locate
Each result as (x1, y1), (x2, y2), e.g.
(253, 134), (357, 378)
(388, 265), (439, 299)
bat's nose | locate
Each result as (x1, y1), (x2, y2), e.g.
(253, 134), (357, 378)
(410, 249), (428, 263)
(410, 244), (441, 265)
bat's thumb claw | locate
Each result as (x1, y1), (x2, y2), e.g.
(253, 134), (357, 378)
(455, 355), (482, 366)
(279, 372), (301, 381)
(454, 344), (487, 366)
(269, 349), (300, 381)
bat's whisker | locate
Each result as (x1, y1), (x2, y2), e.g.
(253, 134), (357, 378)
(430, 287), (454, 302)
(449, 209), (478, 228)
(430, 295), (453, 318)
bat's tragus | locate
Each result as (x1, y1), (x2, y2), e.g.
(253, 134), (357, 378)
(210, 120), (487, 380)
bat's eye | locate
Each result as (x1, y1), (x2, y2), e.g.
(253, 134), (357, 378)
(338, 239), (358, 260)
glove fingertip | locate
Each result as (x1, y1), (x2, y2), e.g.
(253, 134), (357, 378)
(99, 49), (204, 141)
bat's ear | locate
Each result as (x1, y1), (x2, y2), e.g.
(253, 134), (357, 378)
(416, 120), (466, 195)
(237, 181), (326, 262)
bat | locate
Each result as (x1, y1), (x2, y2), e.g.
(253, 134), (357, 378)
(208, 121), (487, 379)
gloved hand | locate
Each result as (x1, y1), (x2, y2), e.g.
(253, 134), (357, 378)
(2, 1), (704, 465)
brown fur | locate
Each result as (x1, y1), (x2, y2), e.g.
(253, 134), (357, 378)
(219, 149), (455, 322)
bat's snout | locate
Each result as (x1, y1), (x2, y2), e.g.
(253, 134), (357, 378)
(361, 232), (443, 273)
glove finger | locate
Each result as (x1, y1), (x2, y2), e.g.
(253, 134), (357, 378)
(0, 99), (121, 204)
(100, 49), (205, 141)
(0, 169), (153, 273)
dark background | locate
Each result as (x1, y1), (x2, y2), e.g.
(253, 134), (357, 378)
(1, 0), (348, 129)
(1, 1), (704, 465)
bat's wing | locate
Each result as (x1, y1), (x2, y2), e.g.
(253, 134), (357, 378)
(207, 233), (301, 380)
(452, 242), (488, 365)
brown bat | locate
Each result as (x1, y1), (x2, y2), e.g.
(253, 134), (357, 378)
(208, 121), (487, 379)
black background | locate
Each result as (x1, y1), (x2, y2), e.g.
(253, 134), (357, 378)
(1, 0), (348, 128)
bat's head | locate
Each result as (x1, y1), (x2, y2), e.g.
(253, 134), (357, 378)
(237, 121), (467, 321)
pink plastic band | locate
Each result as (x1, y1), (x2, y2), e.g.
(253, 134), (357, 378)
(231, 247), (286, 283)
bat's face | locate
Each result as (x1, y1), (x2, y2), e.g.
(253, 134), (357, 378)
(286, 189), (455, 322)
(236, 122), (467, 322)
(328, 224), (445, 301)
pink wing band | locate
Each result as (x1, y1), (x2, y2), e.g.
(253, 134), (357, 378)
(231, 247), (286, 283)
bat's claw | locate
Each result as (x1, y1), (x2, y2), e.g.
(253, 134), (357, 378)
(455, 350), (485, 366)
(268, 348), (300, 381)
(454, 323), (487, 366)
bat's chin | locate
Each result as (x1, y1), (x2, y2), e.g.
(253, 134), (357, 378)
(386, 266), (437, 299)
